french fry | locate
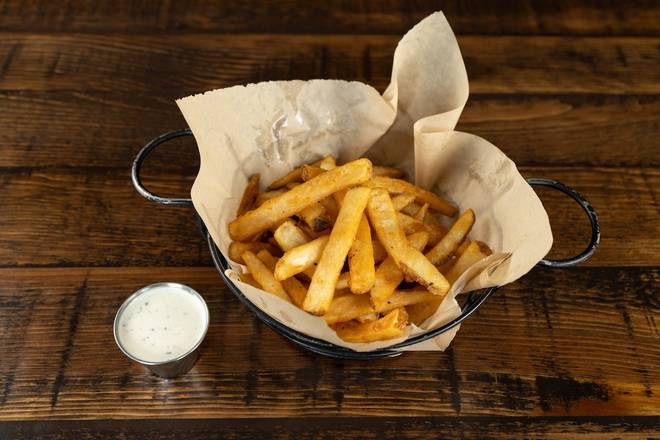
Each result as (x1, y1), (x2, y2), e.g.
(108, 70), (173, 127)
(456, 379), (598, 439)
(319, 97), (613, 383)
(229, 158), (373, 241)
(408, 240), (491, 326)
(445, 240), (492, 284)
(425, 209), (475, 265)
(335, 307), (408, 343)
(304, 187), (371, 315)
(397, 212), (427, 234)
(286, 182), (301, 190)
(298, 201), (331, 232)
(401, 202), (421, 216)
(324, 288), (437, 324)
(348, 215), (375, 294)
(301, 165), (325, 181)
(369, 176), (457, 217)
(256, 189), (286, 207)
(336, 272), (350, 290)
(256, 250), (307, 308)
(237, 174), (260, 216)
(324, 289), (435, 324)
(373, 166), (405, 178)
(268, 167), (302, 189)
(241, 251), (291, 303)
(332, 188), (348, 207)
(391, 193), (416, 211)
(318, 156), (337, 170)
(414, 202), (429, 222)
(274, 220), (311, 251)
(372, 239), (388, 263)
(370, 231), (430, 308)
(239, 273), (260, 289)
(319, 197), (339, 223)
(406, 299), (442, 327)
(228, 241), (279, 264)
(397, 212), (444, 246)
(356, 312), (380, 323)
(275, 235), (329, 281)
(366, 189), (450, 297)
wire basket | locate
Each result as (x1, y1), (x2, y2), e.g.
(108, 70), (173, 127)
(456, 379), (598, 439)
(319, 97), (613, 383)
(132, 129), (600, 359)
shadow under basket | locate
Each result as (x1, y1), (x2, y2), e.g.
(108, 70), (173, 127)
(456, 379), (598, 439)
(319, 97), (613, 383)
(132, 129), (601, 360)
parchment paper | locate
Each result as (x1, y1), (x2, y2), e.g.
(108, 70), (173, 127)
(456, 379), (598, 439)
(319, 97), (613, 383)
(176, 12), (553, 352)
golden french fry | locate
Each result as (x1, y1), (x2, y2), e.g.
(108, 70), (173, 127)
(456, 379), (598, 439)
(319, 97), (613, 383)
(366, 189), (450, 297)
(332, 188), (348, 207)
(336, 272), (350, 290)
(298, 201), (331, 232)
(397, 212), (427, 234)
(356, 312), (379, 323)
(319, 197), (338, 223)
(348, 215), (375, 294)
(301, 165), (325, 181)
(406, 299), (441, 326)
(230, 158), (373, 241)
(373, 166), (405, 178)
(256, 189), (286, 207)
(369, 176), (457, 217)
(239, 273), (260, 289)
(228, 241), (279, 264)
(425, 209), (475, 265)
(256, 250), (307, 308)
(304, 187), (371, 315)
(370, 231), (430, 308)
(274, 220), (311, 251)
(445, 240), (492, 284)
(408, 240), (491, 326)
(391, 193), (416, 211)
(397, 212), (444, 246)
(335, 307), (408, 343)
(401, 202), (420, 216)
(268, 167), (302, 189)
(318, 156), (337, 170)
(275, 235), (329, 281)
(241, 251), (291, 303)
(372, 239), (388, 263)
(324, 288), (437, 324)
(414, 202), (429, 222)
(237, 174), (260, 216)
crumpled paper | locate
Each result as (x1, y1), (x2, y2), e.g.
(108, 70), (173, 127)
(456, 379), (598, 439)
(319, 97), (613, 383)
(176, 12), (553, 352)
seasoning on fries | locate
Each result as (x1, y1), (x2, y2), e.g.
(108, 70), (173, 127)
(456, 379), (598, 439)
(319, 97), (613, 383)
(228, 156), (494, 343)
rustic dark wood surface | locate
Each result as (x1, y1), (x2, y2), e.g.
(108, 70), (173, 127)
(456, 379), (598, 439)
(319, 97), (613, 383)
(0, 1), (658, 438)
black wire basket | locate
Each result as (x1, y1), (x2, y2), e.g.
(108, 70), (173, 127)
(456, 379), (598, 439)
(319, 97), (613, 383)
(132, 128), (600, 360)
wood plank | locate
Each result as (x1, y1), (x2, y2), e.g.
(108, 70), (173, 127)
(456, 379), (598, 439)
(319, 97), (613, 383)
(2, 417), (660, 439)
(0, 167), (657, 267)
(0, 34), (658, 94)
(2, 92), (659, 168)
(0, 0), (658, 36)
(0, 267), (657, 419)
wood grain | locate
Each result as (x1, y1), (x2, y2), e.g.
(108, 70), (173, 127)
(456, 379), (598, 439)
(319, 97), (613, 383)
(0, 267), (657, 420)
(0, 167), (656, 267)
(0, 34), (658, 94)
(2, 92), (658, 168)
(0, 0), (658, 36)
(2, 417), (660, 440)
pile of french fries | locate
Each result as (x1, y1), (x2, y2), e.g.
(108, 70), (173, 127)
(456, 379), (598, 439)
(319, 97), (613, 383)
(228, 157), (492, 343)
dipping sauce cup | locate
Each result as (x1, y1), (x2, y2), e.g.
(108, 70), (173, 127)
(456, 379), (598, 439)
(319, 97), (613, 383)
(114, 282), (209, 378)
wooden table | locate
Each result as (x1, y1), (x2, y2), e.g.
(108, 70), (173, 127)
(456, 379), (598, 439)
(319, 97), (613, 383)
(1, 1), (658, 438)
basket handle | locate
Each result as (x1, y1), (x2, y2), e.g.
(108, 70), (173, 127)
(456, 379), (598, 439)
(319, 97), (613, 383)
(527, 178), (600, 268)
(131, 129), (194, 206)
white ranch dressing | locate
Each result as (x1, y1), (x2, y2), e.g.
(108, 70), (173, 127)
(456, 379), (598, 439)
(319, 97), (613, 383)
(117, 286), (207, 362)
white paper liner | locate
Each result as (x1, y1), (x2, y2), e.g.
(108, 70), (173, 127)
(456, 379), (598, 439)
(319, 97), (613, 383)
(176, 12), (553, 352)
